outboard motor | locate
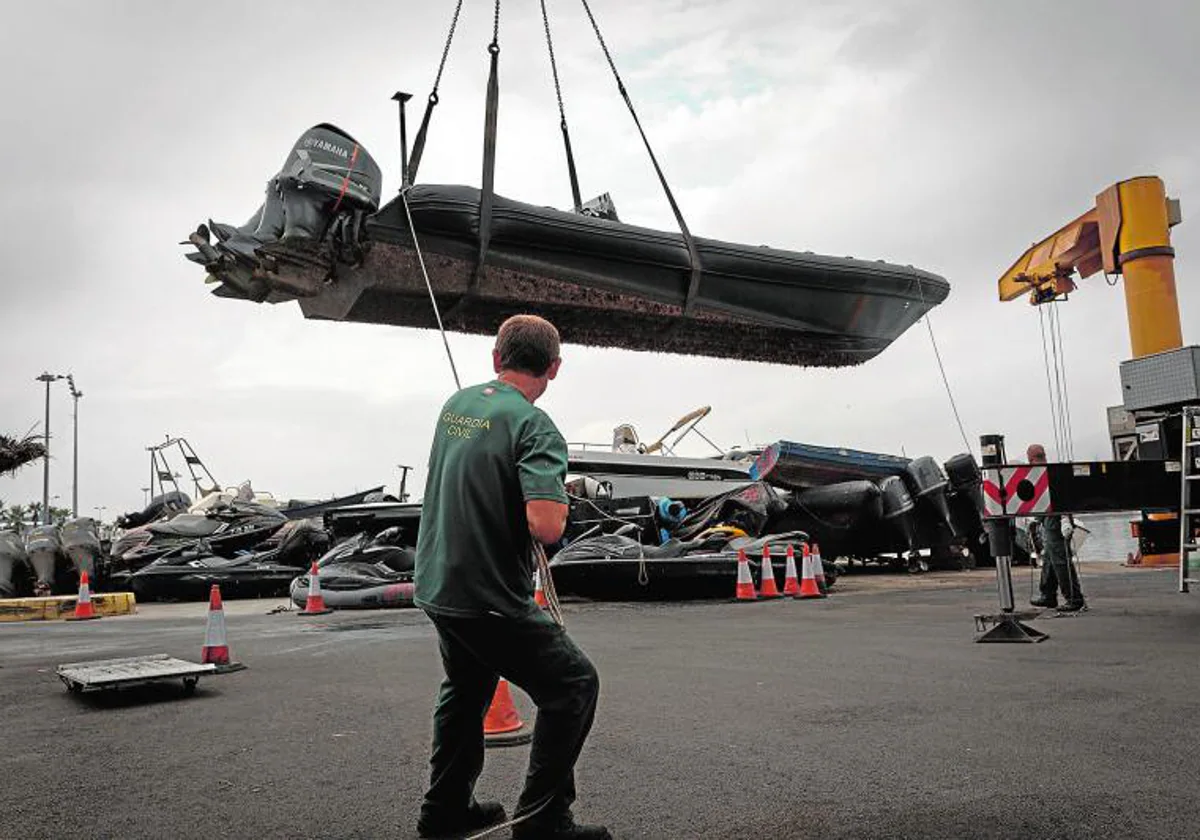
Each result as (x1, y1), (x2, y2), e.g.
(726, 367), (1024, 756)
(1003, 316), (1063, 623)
(276, 124), (382, 243)
(25, 525), (64, 594)
(879, 475), (919, 554)
(944, 452), (984, 537)
(0, 530), (29, 597)
(60, 517), (102, 579)
(903, 455), (957, 536)
(185, 124), (382, 302)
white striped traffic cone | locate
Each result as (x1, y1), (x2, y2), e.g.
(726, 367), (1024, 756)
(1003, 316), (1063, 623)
(298, 561), (333, 616)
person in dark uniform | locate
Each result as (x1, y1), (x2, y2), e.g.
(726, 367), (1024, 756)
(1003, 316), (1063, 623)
(415, 315), (609, 840)
(1026, 444), (1086, 611)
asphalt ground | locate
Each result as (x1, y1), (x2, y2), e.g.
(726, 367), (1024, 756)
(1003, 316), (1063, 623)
(1, 564), (1198, 839)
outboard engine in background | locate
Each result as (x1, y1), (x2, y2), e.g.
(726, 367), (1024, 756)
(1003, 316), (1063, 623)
(903, 456), (957, 537)
(25, 525), (67, 594)
(60, 517), (102, 580)
(879, 475), (919, 557)
(0, 530), (30, 597)
(944, 452), (985, 547)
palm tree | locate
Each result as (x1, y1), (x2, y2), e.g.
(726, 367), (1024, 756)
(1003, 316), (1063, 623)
(0, 433), (46, 477)
(4, 504), (29, 531)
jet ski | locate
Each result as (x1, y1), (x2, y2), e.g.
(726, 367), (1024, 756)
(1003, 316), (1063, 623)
(120, 516), (326, 601)
(548, 530), (823, 601)
(288, 530), (415, 610)
(115, 491), (192, 529)
(128, 550), (302, 601)
(184, 125), (950, 368)
(24, 525), (71, 595)
(0, 530), (31, 598)
(60, 517), (103, 581)
(111, 500), (288, 572)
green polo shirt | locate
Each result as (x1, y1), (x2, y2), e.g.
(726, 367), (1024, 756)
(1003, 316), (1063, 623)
(415, 380), (568, 618)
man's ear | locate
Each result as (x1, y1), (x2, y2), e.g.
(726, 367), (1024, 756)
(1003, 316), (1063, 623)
(492, 348), (502, 374)
(546, 358), (562, 381)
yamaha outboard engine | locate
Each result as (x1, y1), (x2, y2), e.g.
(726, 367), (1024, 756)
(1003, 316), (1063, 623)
(903, 455), (957, 536)
(0, 530), (29, 598)
(276, 124), (382, 242)
(879, 475), (919, 554)
(185, 124), (382, 302)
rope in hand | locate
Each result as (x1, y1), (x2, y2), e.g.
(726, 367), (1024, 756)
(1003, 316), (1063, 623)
(533, 541), (565, 626)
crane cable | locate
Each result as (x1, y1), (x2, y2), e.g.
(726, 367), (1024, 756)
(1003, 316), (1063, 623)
(1040, 301), (1075, 461)
(1037, 306), (1064, 459)
(915, 279), (973, 455)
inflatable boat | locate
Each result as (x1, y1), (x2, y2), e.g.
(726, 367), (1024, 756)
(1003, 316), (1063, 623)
(288, 531), (416, 610)
(547, 531), (830, 601)
(185, 125), (950, 367)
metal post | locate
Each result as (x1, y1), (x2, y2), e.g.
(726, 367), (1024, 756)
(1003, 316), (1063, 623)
(67, 375), (81, 518)
(975, 433), (1047, 643)
(393, 91), (413, 188)
(397, 464), (413, 502)
(35, 372), (63, 525)
(42, 376), (50, 523)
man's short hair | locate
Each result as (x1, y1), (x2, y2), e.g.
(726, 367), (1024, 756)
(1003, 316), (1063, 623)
(495, 314), (561, 376)
(1027, 443), (1047, 463)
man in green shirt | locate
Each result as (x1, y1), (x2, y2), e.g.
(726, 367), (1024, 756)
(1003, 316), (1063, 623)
(415, 315), (608, 840)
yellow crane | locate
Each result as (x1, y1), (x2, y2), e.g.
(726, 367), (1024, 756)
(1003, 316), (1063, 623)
(997, 175), (1183, 359)
(996, 175), (1188, 567)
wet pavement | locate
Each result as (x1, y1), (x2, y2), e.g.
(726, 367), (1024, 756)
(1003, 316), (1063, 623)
(2, 564), (1198, 839)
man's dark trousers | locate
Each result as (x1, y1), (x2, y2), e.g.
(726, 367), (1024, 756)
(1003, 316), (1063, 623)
(421, 608), (600, 829)
(1037, 514), (1082, 605)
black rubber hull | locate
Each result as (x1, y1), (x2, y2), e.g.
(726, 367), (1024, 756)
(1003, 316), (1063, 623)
(291, 185), (949, 367)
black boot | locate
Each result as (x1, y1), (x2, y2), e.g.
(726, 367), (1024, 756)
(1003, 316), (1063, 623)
(512, 813), (611, 840)
(1030, 593), (1057, 608)
(418, 801), (507, 839)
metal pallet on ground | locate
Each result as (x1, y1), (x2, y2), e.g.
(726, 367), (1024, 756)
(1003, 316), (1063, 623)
(57, 654), (217, 696)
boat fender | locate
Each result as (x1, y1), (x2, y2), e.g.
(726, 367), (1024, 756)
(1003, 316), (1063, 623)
(655, 497), (688, 527)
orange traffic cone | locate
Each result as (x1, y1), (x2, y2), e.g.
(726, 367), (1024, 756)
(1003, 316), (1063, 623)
(534, 568), (549, 609)
(782, 544), (801, 596)
(734, 549), (758, 602)
(796, 544), (823, 600)
(200, 585), (244, 672)
(484, 679), (533, 747)
(298, 561), (333, 616)
(65, 570), (99, 621)
(758, 545), (782, 599)
(812, 543), (829, 595)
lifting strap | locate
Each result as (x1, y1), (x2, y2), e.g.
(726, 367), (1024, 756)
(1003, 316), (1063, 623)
(541, 0), (583, 212)
(473, 2), (502, 290)
(579, 0), (704, 313)
(407, 0), (464, 185)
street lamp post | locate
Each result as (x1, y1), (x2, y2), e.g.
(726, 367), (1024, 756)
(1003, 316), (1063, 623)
(35, 373), (64, 525)
(66, 375), (82, 518)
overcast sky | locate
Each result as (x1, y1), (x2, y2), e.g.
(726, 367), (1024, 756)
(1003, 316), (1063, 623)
(1, 0), (1198, 519)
